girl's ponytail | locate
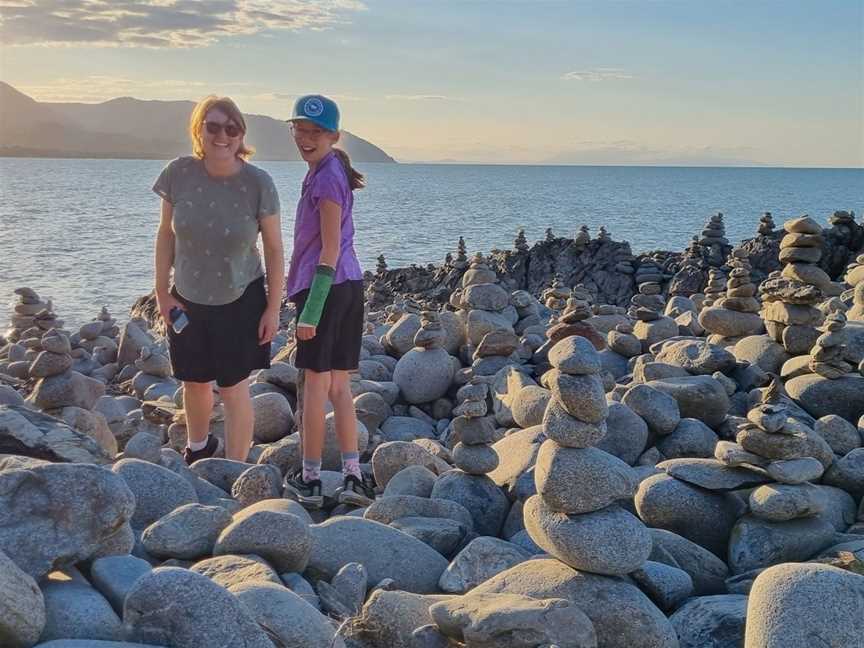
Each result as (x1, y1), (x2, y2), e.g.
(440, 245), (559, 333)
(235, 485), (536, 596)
(334, 148), (366, 191)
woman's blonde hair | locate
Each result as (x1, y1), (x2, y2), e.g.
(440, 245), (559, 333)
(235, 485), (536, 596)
(189, 95), (255, 160)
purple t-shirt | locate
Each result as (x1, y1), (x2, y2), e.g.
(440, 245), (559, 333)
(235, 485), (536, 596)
(285, 151), (363, 299)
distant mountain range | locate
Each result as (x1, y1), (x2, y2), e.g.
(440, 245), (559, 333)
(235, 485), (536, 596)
(0, 82), (396, 163)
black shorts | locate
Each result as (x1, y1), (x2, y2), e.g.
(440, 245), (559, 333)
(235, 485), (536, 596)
(168, 277), (271, 388)
(292, 279), (364, 373)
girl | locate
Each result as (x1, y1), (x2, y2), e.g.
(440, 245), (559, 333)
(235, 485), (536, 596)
(283, 94), (373, 508)
(153, 96), (284, 464)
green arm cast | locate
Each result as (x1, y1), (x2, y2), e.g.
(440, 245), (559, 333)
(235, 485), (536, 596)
(298, 265), (335, 327)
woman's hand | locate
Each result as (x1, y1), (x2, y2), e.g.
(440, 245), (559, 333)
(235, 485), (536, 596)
(156, 291), (184, 326)
(258, 306), (280, 345)
(296, 323), (316, 341)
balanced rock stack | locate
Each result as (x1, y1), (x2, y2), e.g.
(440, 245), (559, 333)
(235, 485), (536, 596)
(722, 399), (835, 574)
(452, 236), (469, 270)
(702, 268), (727, 307)
(393, 311), (456, 404)
(451, 383), (498, 476)
(846, 254), (864, 321)
(699, 212), (731, 266)
(757, 211), (775, 236)
(574, 224), (591, 247)
(544, 227), (555, 243)
(28, 329), (105, 412)
(525, 335), (650, 575)
(762, 216), (827, 354)
(514, 229), (529, 253)
(131, 345), (176, 400)
(597, 225), (611, 241)
(542, 276), (570, 312)
(543, 288), (605, 352)
(828, 209), (857, 236)
(634, 256), (665, 297)
(699, 249), (764, 345)
(28, 329), (73, 380)
(5, 287), (53, 341)
(510, 289), (543, 336)
(807, 311), (852, 379)
(606, 321), (642, 359)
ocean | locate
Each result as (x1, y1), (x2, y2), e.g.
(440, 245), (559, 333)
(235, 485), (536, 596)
(1, 158), (861, 327)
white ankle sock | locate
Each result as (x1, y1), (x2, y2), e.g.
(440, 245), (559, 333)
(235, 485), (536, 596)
(188, 437), (209, 452)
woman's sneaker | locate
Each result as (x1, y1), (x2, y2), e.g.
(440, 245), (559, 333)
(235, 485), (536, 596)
(285, 471), (324, 509)
(182, 435), (220, 466)
(336, 474), (376, 507)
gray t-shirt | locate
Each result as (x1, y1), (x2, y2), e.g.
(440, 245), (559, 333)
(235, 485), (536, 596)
(153, 156), (280, 305)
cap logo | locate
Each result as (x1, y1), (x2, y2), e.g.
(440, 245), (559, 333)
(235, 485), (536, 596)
(304, 97), (324, 117)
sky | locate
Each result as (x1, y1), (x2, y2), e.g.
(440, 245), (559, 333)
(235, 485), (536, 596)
(1, 0), (862, 166)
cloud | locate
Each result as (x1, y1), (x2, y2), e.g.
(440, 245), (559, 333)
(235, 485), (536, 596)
(0, 0), (367, 48)
(561, 68), (633, 82)
(385, 94), (454, 101)
(15, 75), (258, 102)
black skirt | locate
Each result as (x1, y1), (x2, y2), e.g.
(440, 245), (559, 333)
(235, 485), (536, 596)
(292, 279), (364, 372)
(168, 276), (271, 387)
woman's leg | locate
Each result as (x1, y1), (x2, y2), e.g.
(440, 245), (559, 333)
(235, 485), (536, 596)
(302, 369), (331, 479)
(183, 380), (214, 446)
(220, 378), (254, 462)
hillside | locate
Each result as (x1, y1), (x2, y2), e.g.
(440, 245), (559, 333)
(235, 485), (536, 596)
(0, 82), (396, 162)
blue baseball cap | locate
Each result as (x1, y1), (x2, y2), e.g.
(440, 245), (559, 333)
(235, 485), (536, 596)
(289, 94), (340, 132)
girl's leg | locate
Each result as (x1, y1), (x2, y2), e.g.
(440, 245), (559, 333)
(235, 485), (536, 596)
(330, 370), (361, 478)
(220, 378), (254, 461)
(302, 368), (332, 480)
(183, 380), (214, 446)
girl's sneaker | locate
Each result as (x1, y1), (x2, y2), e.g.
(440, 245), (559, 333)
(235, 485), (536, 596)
(285, 471), (324, 509)
(182, 435), (220, 466)
(336, 474), (376, 507)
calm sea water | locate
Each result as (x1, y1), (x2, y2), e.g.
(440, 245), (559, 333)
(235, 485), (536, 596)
(1, 158), (861, 327)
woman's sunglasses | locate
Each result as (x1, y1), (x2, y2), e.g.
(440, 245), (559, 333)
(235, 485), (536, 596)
(204, 121), (242, 138)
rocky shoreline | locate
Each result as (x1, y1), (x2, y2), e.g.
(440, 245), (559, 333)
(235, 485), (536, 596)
(1, 209), (864, 648)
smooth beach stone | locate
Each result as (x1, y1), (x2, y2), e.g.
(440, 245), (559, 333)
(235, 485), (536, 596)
(0, 404), (113, 464)
(438, 536), (531, 594)
(814, 484), (858, 531)
(141, 503), (232, 560)
(380, 415), (436, 441)
(510, 385), (552, 428)
(765, 457), (824, 483)
(649, 528), (730, 595)
(230, 582), (343, 648)
(371, 440), (443, 488)
(230, 463), (283, 507)
(189, 457), (253, 491)
(630, 560), (694, 613)
(0, 463), (135, 581)
(594, 402), (649, 465)
(214, 510), (311, 573)
(382, 465), (437, 498)
(654, 339), (736, 375)
(429, 592), (598, 648)
(548, 335), (602, 375)
(542, 396), (607, 448)
(487, 425), (545, 494)
(89, 556), (152, 616)
(523, 496), (651, 575)
(28, 370), (105, 411)
(786, 374), (864, 423)
(124, 567), (274, 648)
(307, 517), (448, 594)
(815, 414), (862, 456)
(112, 458), (198, 530)
(736, 425), (834, 468)
(778, 245), (822, 264)
(670, 594), (747, 648)
(432, 470), (510, 537)
(39, 577), (123, 643)
(727, 514), (836, 574)
(732, 335), (790, 374)
(190, 553), (282, 589)
(698, 308), (764, 338)
(535, 440), (638, 514)
(823, 448), (864, 499)
(364, 494), (474, 530)
(635, 472), (744, 558)
(657, 458), (770, 491)
(381, 313), (421, 357)
(656, 418), (719, 459)
(744, 563), (864, 648)
(452, 442), (499, 474)
(393, 347), (456, 404)
(644, 375), (730, 429)
(547, 369), (608, 424)
(390, 516), (469, 556)
(469, 558), (679, 648)
(452, 415), (496, 445)
(0, 547), (45, 648)
(621, 383), (680, 435)
(748, 483), (826, 521)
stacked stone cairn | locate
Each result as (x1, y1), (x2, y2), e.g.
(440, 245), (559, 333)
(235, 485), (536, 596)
(757, 212), (775, 236)
(525, 335), (649, 575)
(514, 229), (529, 253)
(702, 268), (727, 307)
(451, 382), (498, 475)
(541, 275), (570, 312)
(544, 227), (555, 243)
(606, 321), (642, 359)
(541, 286), (605, 354)
(633, 256), (665, 299)
(5, 287), (55, 343)
(574, 224), (591, 248)
(846, 253), (864, 321)
(807, 311), (852, 379)
(376, 254), (387, 274)
(699, 212), (732, 266)
(131, 345), (176, 401)
(699, 248), (764, 346)
(829, 209), (857, 236)
(452, 237), (469, 270)
(393, 311), (456, 404)
(762, 216), (827, 354)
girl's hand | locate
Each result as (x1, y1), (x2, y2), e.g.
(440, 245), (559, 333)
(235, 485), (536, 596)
(258, 307), (280, 345)
(296, 323), (316, 341)
(156, 291), (184, 326)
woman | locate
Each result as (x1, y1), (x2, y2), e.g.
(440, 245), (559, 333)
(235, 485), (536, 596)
(152, 95), (284, 464)
(282, 94), (374, 508)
